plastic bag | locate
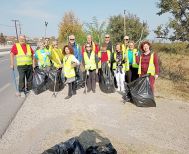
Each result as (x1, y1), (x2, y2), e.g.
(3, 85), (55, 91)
(128, 75), (156, 107)
(42, 137), (85, 154)
(99, 63), (115, 93)
(75, 66), (85, 90)
(48, 69), (64, 92)
(32, 67), (48, 95)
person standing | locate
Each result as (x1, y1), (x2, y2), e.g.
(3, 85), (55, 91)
(50, 40), (63, 69)
(82, 35), (99, 55)
(136, 41), (159, 93)
(34, 41), (51, 71)
(125, 41), (139, 83)
(112, 43), (125, 92)
(122, 35), (129, 54)
(63, 45), (80, 99)
(83, 43), (98, 93)
(10, 35), (35, 97)
(68, 34), (82, 62)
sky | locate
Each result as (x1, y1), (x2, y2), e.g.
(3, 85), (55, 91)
(0, 0), (170, 40)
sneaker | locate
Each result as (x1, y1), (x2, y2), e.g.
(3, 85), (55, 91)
(20, 92), (26, 98)
(65, 96), (72, 99)
(15, 92), (21, 97)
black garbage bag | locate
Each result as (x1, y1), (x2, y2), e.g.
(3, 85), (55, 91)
(42, 137), (85, 154)
(48, 69), (64, 92)
(32, 67), (48, 95)
(128, 75), (156, 107)
(99, 63), (115, 93)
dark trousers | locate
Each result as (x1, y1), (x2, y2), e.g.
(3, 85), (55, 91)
(126, 65), (139, 83)
(68, 81), (76, 96)
(87, 70), (96, 92)
(17, 65), (33, 92)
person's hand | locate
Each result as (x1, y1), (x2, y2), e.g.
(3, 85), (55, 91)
(96, 69), (98, 74)
(116, 59), (119, 62)
(155, 75), (158, 80)
(86, 70), (89, 76)
(71, 62), (77, 68)
(135, 52), (138, 56)
(10, 65), (14, 70)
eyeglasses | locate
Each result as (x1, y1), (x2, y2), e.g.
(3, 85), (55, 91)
(69, 39), (75, 41)
(86, 46), (91, 47)
(124, 39), (129, 40)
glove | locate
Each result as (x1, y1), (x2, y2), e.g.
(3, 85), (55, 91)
(96, 69), (98, 74)
(86, 70), (89, 76)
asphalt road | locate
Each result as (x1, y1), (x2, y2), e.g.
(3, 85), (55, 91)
(0, 51), (25, 137)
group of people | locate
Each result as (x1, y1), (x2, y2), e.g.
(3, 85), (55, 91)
(10, 34), (159, 99)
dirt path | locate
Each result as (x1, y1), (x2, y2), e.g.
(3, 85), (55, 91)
(0, 79), (189, 154)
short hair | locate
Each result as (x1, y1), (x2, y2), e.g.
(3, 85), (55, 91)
(101, 43), (107, 48)
(140, 41), (151, 52)
(68, 34), (75, 40)
(62, 45), (74, 55)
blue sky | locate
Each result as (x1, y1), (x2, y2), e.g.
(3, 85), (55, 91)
(0, 0), (170, 40)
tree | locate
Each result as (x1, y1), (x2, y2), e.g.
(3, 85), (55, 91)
(155, 0), (189, 41)
(58, 11), (86, 45)
(84, 17), (107, 45)
(106, 13), (149, 44)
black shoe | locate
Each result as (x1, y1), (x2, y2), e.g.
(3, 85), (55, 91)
(65, 96), (72, 99)
(92, 90), (96, 93)
(87, 89), (91, 93)
(73, 91), (76, 95)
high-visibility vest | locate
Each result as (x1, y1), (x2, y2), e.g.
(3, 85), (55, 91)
(98, 50), (111, 68)
(112, 51), (126, 71)
(16, 43), (32, 66)
(35, 49), (51, 68)
(83, 51), (96, 70)
(125, 49), (139, 71)
(63, 55), (76, 78)
(50, 48), (63, 68)
(122, 44), (129, 56)
(138, 53), (155, 76)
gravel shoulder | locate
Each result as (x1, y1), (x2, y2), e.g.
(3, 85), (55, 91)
(0, 79), (189, 154)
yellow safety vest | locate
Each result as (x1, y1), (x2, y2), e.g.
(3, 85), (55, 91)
(50, 48), (63, 68)
(138, 53), (155, 76)
(122, 44), (129, 56)
(16, 43), (32, 66)
(63, 55), (76, 78)
(35, 49), (51, 68)
(98, 50), (111, 68)
(125, 49), (139, 71)
(83, 51), (96, 70)
(112, 51), (126, 71)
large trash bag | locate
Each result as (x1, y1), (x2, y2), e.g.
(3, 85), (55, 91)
(42, 137), (85, 154)
(75, 65), (85, 90)
(32, 67), (48, 95)
(48, 68), (64, 92)
(127, 75), (156, 107)
(99, 63), (115, 93)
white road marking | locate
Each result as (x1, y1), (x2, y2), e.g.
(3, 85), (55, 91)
(0, 83), (11, 93)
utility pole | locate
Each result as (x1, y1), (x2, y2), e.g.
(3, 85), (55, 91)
(124, 10), (126, 36)
(12, 20), (19, 41)
(45, 21), (48, 38)
(18, 21), (22, 35)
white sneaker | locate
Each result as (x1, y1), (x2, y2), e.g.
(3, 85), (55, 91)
(20, 92), (26, 98)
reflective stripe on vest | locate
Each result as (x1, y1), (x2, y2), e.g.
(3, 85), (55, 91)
(16, 43), (32, 66)
(36, 50), (51, 67)
(84, 51), (96, 70)
(98, 50), (111, 68)
(138, 53), (155, 76)
(63, 55), (75, 78)
(112, 51), (125, 71)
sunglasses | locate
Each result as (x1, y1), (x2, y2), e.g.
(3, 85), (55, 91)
(69, 39), (75, 41)
(86, 46), (91, 47)
(105, 37), (110, 38)
(124, 39), (129, 40)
